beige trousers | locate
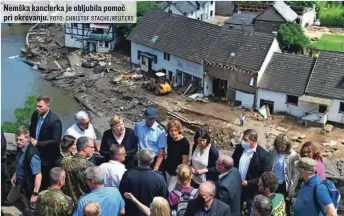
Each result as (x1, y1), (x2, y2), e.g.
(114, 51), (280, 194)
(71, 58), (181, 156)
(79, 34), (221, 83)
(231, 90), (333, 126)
(166, 171), (178, 192)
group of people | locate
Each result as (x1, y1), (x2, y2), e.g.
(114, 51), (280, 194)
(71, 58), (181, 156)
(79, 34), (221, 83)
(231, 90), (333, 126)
(1, 95), (340, 216)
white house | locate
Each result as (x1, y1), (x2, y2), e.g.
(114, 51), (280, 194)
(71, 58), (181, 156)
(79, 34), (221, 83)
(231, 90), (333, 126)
(291, 4), (316, 27)
(257, 51), (344, 125)
(128, 10), (223, 91)
(202, 30), (281, 109)
(162, 1), (215, 22)
(64, 23), (118, 53)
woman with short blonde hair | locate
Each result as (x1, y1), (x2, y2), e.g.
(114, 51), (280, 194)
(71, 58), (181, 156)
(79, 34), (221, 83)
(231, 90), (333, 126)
(123, 193), (171, 216)
(151, 197), (171, 216)
(100, 116), (138, 169)
(83, 202), (100, 216)
(168, 164), (198, 211)
(165, 119), (190, 192)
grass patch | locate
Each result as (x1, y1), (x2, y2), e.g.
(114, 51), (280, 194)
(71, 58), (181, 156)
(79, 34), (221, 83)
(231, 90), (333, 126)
(315, 34), (344, 51)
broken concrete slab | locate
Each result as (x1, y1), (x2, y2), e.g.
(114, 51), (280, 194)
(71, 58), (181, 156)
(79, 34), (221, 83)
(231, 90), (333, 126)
(68, 52), (82, 67)
(298, 134), (306, 139)
(276, 126), (288, 133)
(32, 64), (38, 70)
(324, 124), (333, 132)
(2, 206), (23, 216)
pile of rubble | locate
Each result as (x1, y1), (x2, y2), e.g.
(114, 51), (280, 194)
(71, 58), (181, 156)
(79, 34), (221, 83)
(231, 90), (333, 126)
(307, 26), (344, 34)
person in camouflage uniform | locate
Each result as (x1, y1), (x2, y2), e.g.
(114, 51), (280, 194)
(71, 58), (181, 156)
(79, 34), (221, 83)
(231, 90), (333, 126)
(61, 136), (94, 204)
(35, 167), (74, 216)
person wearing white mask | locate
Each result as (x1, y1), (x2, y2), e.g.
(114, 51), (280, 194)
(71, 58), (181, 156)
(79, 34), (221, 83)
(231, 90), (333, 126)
(232, 129), (272, 216)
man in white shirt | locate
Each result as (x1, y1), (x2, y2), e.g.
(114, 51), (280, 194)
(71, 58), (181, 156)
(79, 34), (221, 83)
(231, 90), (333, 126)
(65, 111), (99, 153)
(99, 144), (127, 187)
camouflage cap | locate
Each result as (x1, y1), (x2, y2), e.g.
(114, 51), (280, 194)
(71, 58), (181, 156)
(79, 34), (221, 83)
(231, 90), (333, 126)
(296, 157), (316, 172)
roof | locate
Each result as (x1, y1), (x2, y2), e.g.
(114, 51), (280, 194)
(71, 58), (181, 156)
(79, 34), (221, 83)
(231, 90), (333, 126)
(205, 29), (275, 72)
(258, 53), (314, 96)
(272, 1), (298, 22)
(305, 51), (344, 100)
(225, 12), (259, 25)
(128, 10), (222, 64)
(161, 1), (206, 14)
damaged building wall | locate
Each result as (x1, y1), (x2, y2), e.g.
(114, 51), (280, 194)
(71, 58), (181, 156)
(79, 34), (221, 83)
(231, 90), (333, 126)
(257, 88), (320, 117)
(327, 99), (344, 124)
(131, 42), (204, 87)
(204, 63), (256, 99)
(236, 90), (255, 109)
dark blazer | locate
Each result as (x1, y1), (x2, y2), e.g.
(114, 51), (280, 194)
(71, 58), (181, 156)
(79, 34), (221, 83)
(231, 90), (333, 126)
(191, 144), (220, 182)
(119, 166), (168, 216)
(100, 128), (138, 169)
(215, 167), (242, 216)
(232, 144), (271, 198)
(185, 198), (231, 216)
(29, 110), (62, 166)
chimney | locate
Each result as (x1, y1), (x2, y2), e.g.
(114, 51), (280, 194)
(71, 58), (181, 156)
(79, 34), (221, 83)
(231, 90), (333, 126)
(271, 31), (277, 38)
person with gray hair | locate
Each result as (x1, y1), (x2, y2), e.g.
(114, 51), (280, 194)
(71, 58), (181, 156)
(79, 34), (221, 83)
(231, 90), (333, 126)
(65, 110), (100, 153)
(138, 148), (155, 166)
(73, 166), (125, 216)
(35, 167), (74, 216)
(61, 136), (94, 204)
(185, 181), (231, 215)
(99, 144), (127, 187)
(254, 195), (272, 216)
(5, 126), (42, 216)
(119, 149), (168, 216)
(215, 155), (242, 216)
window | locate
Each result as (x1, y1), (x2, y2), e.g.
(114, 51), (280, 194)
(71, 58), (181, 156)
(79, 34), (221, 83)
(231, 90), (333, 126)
(211, 1), (214, 5)
(162, 68), (166, 74)
(339, 102), (344, 113)
(72, 23), (78, 28)
(84, 24), (90, 28)
(105, 41), (109, 48)
(94, 28), (104, 34)
(164, 52), (170, 61)
(191, 12), (193, 16)
(286, 95), (298, 106)
(210, 10), (213, 16)
(137, 51), (141, 60)
(142, 57), (146, 64)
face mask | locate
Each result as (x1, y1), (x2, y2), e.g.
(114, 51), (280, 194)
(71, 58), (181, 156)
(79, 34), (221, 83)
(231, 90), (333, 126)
(241, 140), (249, 149)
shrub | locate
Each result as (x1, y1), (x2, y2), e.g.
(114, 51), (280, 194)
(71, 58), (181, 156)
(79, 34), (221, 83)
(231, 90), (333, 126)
(1, 96), (36, 133)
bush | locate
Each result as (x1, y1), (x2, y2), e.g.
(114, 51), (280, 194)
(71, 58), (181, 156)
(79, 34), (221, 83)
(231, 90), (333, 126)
(1, 96), (36, 133)
(319, 3), (344, 27)
(278, 23), (310, 53)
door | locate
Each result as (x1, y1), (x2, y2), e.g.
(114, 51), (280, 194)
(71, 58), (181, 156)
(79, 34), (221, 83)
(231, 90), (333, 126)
(212, 78), (227, 97)
(319, 105), (327, 113)
(260, 99), (274, 114)
(140, 56), (149, 72)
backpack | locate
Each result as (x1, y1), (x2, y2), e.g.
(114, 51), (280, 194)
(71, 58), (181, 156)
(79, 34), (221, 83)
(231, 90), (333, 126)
(313, 179), (341, 215)
(172, 189), (198, 216)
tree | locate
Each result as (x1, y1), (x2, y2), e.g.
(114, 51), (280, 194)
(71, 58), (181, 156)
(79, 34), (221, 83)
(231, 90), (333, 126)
(277, 23), (310, 53)
(1, 96), (36, 133)
(116, 2), (162, 38)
